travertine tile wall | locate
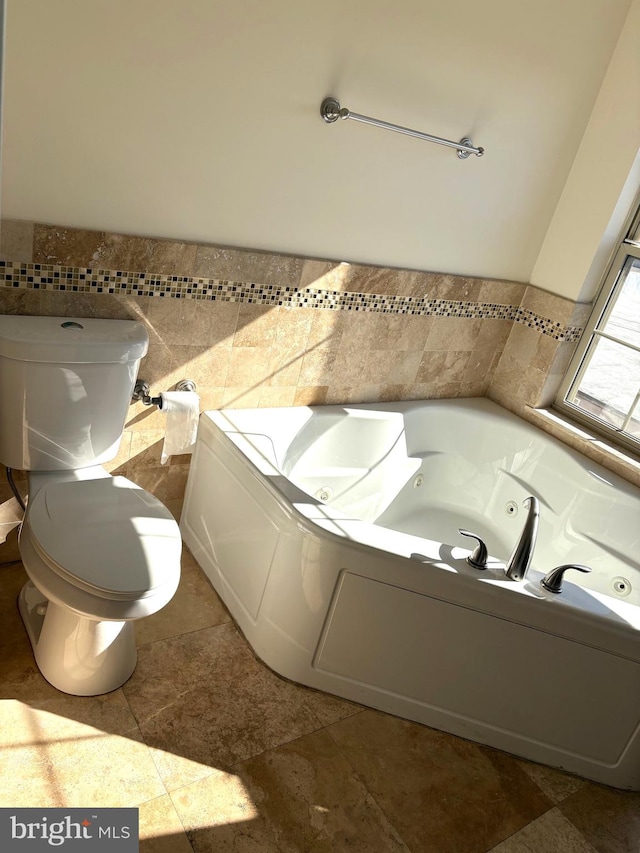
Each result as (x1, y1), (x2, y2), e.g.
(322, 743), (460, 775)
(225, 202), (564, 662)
(0, 220), (589, 513)
(488, 288), (592, 415)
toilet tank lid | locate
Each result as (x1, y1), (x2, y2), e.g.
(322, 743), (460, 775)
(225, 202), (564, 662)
(0, 315), (149, 363)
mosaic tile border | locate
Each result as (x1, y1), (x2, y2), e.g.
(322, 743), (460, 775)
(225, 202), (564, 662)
(0, 261), (582, 342)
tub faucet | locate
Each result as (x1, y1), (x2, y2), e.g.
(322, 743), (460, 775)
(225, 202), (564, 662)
(505, 496), (539, 582)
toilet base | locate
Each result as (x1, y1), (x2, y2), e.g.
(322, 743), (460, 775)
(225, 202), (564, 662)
(18, 582), (137, 696)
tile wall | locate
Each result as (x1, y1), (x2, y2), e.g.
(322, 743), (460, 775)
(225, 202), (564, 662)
(0, 219), (595, 535)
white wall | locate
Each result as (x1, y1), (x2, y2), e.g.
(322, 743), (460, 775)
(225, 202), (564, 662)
(0, 0), (633, 286)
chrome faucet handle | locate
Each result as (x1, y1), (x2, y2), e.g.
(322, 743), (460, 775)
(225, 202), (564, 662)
(458, 529), (488, 570)
(541, 563), (591, 594)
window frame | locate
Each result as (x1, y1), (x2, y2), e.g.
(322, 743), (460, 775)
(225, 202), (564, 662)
(554, 200), (640, 456)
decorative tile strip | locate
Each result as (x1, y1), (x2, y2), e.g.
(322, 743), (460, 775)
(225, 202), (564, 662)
(515, 308), (583, 342)
(0, 261), (582, 341)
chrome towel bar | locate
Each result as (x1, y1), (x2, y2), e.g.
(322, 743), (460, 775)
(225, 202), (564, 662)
(320, 96), (484, 159)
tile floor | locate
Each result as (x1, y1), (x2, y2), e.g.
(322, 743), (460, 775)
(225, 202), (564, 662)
(2, 541), (640, 852)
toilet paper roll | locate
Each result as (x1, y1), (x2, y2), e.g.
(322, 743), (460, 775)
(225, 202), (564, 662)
(160, 391), (200, 465)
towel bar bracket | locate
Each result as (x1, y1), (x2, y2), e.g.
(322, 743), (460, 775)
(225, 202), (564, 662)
(321, 96), (348, 123)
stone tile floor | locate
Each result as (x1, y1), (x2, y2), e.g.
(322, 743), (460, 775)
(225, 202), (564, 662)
(2, 547), (640, 852)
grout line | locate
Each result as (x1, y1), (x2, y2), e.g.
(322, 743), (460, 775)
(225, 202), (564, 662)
(137, 791), (196, 852)
(320, 713), (415, 851)
(134, 617), (233, 650)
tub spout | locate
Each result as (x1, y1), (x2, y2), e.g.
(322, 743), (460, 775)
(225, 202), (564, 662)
(505, 496), (539, 582)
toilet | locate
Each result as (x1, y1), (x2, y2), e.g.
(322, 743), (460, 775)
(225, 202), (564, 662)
(0, 314), (182, 696)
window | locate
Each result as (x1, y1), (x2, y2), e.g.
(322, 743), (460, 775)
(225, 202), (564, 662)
(556, 201), (640, 454)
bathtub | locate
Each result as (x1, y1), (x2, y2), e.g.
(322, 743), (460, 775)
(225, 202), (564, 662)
(180, 398), (640, 789)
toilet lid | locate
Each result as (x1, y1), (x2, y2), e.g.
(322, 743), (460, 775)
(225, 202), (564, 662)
(27, 476), (182, 599)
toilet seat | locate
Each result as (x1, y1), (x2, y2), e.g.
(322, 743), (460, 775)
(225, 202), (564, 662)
(26, 476), (182, 601)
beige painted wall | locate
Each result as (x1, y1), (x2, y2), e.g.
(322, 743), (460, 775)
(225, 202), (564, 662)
(1, 0), (631, 285)
(531, 0), (640, 302)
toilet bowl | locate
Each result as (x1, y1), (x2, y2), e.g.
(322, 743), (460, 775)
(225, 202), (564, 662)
(17, 470), (182, 695)
(0, 314), (184, 695)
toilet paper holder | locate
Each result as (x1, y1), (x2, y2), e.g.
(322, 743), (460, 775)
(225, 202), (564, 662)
(133, 378), (197, 408)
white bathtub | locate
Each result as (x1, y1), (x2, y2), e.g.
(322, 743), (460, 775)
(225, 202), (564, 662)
(180, 398), (640, 789)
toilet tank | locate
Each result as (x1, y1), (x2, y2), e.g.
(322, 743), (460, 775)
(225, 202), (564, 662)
(0, 315), (149, 470)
